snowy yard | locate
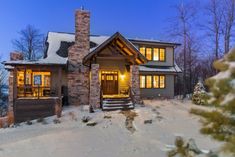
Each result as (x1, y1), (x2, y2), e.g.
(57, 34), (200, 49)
(0, 100), (221, 157)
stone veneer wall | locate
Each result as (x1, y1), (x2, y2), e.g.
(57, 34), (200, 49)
(130, 65), (141, 104)
(89, 64), (100, 109)
(67, 10), (90, 106)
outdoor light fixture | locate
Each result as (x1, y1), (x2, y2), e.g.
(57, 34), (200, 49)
(120, 74), (125, 80)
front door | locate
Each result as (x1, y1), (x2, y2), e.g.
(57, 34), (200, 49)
(101, 71), (118, 95)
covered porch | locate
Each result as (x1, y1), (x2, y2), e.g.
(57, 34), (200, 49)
(6, 64), (66, 123)
(84, 32), (147, 110)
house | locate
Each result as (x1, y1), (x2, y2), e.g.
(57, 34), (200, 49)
(4, 9), (181, 123)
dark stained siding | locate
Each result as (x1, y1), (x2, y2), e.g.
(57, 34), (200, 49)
(14, 99), (56, 123)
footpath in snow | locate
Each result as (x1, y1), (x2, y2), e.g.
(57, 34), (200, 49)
(0, 99), (221, 157)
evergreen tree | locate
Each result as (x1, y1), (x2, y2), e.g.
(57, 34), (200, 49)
(192, 80), (208, 105)
(198, 47), (235, 155)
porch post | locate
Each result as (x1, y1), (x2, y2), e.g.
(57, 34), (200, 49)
(130, 65), (141, 104)
(55, 67), (62, 118)
(7, 69), (15, 125)
(89, 64), (100, 109)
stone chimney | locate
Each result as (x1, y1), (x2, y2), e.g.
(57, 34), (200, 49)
(67, 9), (90, 106)
(10, 52), (23, 61)
(69, 9), (90, 66)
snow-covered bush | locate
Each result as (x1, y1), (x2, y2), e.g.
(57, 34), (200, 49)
(192, 81), (208, 105)
(194, 47), (235, 155)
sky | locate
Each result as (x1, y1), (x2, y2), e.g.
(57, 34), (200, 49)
(0, 0), (195, 61)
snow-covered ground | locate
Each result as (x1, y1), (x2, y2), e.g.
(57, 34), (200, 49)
(0, 100), (221, 157)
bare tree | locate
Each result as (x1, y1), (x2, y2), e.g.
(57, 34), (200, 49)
(167, 2), (199, 97)
(12, 25), (44, 60)
(204, 0), (223, 60)
(221, 0), (235, 54)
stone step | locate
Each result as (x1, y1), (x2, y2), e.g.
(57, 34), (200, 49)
(102, 104), (134, 111)
(103, 100), (131, 104)
(103, 102), (133, 108)
(103, 98), (131, 101)
(101, 97), (134, 110)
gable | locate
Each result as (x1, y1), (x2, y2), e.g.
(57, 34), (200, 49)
(83, 32), (147, 65)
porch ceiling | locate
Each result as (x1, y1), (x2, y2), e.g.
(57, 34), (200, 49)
(83, 32), (147, 66)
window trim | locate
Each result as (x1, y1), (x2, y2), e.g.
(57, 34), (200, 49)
(17, 69), (52, 98)
(139, 75), (166, 89)
(139, 46), (166, 62)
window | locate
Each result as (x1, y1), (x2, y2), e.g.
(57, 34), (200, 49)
(17, 69), (51, 98)
(153, 48), (159, 61)
(139, 75), (165, 89)
(139, 47), (145, 56)
(140, 75), (145, 88)
(139, 47), (166, 61)
(146, 75), (152, 88)
(146, 48), (152, 60)
(160, 48), (165, 61)
(153, 75), (159, 88)
(160, 75), (165, 88)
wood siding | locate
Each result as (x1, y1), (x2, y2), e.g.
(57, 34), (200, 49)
(14, 99), (57, 123)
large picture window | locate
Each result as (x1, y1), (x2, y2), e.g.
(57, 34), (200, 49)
(17, 69), (51, 98)
(140, 75), (165, 89)
(139, 47), (166, 61)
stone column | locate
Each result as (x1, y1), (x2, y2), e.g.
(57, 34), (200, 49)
(130, 65), (141, 104)
(89, 64), (100, 109)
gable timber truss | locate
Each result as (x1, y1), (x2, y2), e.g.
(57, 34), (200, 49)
(83, 32), (147, 66)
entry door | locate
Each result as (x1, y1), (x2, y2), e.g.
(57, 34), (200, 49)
(101, 71), (118, 95)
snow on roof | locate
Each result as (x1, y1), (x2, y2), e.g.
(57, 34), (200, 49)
(139, 62), (182, 73)
(4, 32), (180, 66)
(128, 38), (181, 46)
(41, 32), (109, 65)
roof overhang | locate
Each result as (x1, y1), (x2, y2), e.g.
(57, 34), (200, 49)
(83, 32), (147, 66)
(3, 61), (66, 67)
(129, 39), (181, 48)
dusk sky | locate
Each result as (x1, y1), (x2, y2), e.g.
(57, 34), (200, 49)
(0, 0), (198, 60)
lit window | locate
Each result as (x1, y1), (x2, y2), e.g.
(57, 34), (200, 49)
(153, 75), (159, 88)
(153, 48), (159, 61)
(160, 48), (165, 61)
(140, 75), (145, 88)
(146, 75), (152, 88)
(139, 47), (145, 56)
(140, 75), (166, 89)
(160, 76), (165, 88)
(17, 70), (51, 97)
(146, 48), (152, 60)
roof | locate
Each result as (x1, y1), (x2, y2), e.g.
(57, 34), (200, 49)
(139, 63), (182, 73)
(4, 32), (180, 66)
